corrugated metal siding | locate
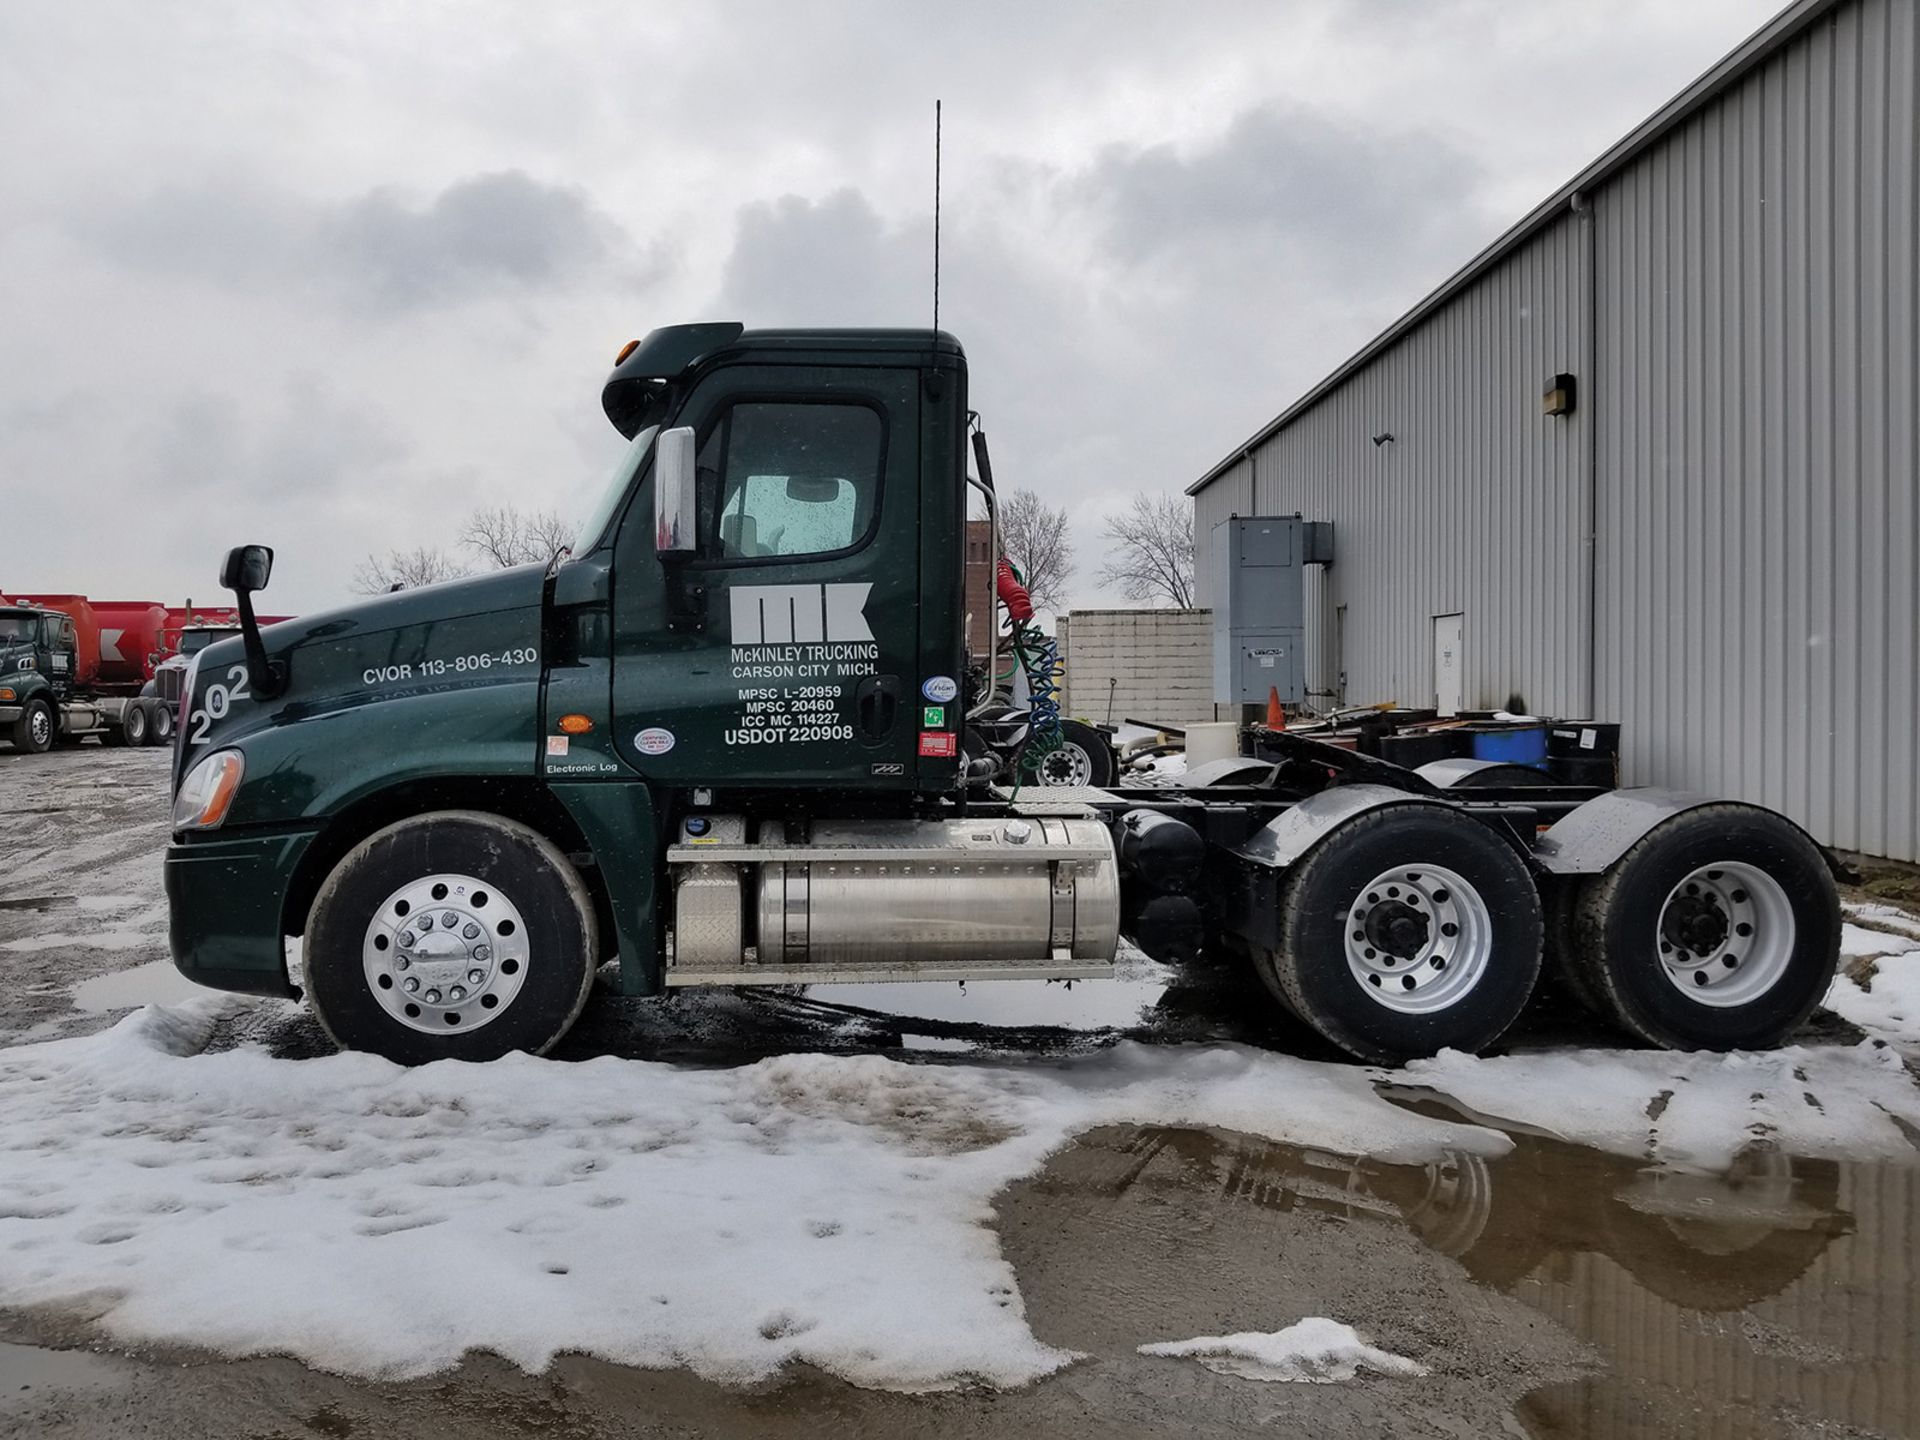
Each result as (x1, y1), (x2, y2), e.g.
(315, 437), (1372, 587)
(1594, 0), (1919, 859)
(1192, 0), (1917, 859)
(1195, 216), (1590, 716)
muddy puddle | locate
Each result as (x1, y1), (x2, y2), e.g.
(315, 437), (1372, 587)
(1002, 1119), (1916, 1439)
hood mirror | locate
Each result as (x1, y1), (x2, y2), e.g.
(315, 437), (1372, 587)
(220, 544), (273, 594)
(219, 543), (285, 700)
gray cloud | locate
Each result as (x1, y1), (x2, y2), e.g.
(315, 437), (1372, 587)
(74, 170), (653, 313)
(0, 0), (1784, 613)
(1075, 106), (1485, 279)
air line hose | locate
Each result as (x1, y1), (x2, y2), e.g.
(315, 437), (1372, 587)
(995, 558), (1063, 796)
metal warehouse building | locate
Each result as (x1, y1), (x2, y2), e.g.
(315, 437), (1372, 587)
(1189, 0), (1919, 862)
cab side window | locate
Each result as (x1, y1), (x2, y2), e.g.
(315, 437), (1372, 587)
(695, 402), (883, 561)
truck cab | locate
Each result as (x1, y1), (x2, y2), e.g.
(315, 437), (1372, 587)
(0, 597), (179, 751)
(0, 604), (75, 751)
(165, 322), (1843, 1069)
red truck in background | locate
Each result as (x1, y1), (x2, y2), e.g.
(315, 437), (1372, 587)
(0, 593), (288, 753)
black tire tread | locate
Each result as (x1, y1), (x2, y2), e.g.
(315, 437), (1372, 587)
(1568, 803), (1839, 1050)
(306, 809), (598, 1063)
(1258, 804), (1543, 1065)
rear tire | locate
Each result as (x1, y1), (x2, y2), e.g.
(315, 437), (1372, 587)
(304, 811), (599, 1065)
(1255, 805), (1543, 1064)
(1039, 719), (1116, 787)
(1568, 805), (1839, 1050)
(120, 704), (149, 747)
(148, 702), (175, 745)
(11, 699), (54, 754)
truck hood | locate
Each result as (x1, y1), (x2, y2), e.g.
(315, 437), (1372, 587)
(178, 565), (548, 786)
(250, 564), (547, 657)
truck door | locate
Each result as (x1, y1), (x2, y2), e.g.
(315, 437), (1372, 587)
(608, 364), (921, 787)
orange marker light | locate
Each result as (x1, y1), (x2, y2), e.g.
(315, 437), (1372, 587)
(559, 713), (594, 735)
(615, 339), (640, 365)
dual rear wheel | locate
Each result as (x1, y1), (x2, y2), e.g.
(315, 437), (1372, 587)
(1256, 802), (1839, 1064)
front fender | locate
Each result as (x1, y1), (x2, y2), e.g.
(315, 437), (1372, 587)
(217, 681), (541, 828)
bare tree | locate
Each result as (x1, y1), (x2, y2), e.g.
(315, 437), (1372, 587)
(352, 545), (469, 595)
(997, 488), (1076, 613)
(1098, 493), (1196, 609)
(460, 504), (578, 569)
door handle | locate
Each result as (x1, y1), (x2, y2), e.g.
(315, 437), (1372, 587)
(855, 675), (902, 742)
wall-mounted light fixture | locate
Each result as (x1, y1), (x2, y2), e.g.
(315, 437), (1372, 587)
(1371, 432), (1395, 447)
(1543, 373), (1576, 417)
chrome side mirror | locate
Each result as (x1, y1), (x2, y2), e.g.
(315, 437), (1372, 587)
(654, 427), (697, 557)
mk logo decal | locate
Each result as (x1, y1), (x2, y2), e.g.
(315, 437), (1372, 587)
(729, 583), (874, 644)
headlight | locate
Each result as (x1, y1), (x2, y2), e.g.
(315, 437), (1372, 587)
(173, 749), (245, 831)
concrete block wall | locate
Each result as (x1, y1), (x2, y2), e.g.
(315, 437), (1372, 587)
(1057, 609), (1216, 728)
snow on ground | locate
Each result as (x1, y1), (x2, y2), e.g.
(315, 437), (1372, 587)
(1140, 1317), (1427, 1384)
(1402, 1039), (1920, 1170)
(5, 994), (1917, 1394)
(1824, 921), (1920, 1046)
(0, 1001), (1503, 1392)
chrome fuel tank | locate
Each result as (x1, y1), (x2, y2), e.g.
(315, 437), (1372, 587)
(755, 816), (1119, 968)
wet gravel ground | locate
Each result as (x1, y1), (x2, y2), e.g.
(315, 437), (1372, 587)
(2, 745), (1918, 1438)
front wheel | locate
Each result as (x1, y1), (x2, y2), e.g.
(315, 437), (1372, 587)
(304, 811), (599, 1064)
(1567, 805), (1839, 1050)
(1255, 805), (1543, 1063)
(11, 699), (55, 754)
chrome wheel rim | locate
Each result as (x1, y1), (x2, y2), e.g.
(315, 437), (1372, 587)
(1343, 863), (1493, 1014)
(1039, 740), (1094, 787)
(1656, 861), (1795, 1007)
(29, 708), (51, 747)
(362, 873), (529, 1034)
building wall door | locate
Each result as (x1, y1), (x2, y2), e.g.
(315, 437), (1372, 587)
(1432, 612), (1464, 716)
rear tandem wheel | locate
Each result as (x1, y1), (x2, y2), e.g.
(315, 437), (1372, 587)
(1255, 805), (1544, 1064)
(1564, 804), (1840, 1051)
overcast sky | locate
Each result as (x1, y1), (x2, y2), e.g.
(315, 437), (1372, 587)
(0, 0), (1783, 616)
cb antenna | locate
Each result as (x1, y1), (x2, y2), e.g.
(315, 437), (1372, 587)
(932, 99), (942, 337)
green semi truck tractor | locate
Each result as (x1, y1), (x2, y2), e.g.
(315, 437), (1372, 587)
(164, 323), (1844, 1066)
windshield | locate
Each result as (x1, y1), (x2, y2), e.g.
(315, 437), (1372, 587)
(572, 424), (657, 555)
(178, 630), (229, 656)
(0, 614), (35, 644)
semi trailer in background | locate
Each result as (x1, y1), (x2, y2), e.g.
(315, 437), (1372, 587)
(0, 593), (281, 753)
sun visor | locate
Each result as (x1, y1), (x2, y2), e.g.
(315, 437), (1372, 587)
(600, 322), (745, 437)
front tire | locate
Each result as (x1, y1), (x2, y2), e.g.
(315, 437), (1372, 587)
(1567, 805), (1839, 1050)
(304, 811), (599, 1064)
(11, 699), (55, 754)
(1255, 805), (1543, 1063)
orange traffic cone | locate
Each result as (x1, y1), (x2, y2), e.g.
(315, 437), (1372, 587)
(1266, 686), (1286, 731)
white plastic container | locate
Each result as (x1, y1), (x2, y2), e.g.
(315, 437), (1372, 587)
(1183, 721), (1241, 768)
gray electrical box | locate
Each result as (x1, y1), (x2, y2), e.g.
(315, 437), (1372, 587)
(1211, 516), (1333, 704)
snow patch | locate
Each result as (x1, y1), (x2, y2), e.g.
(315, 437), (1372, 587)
(1401, 1042), (1920, 1171)
(1140, 1317), (1427, 1383)
(4, 930), (154, 954)
(0, 1006), (1501, 1392)
(1844, 901), (1920, 941)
